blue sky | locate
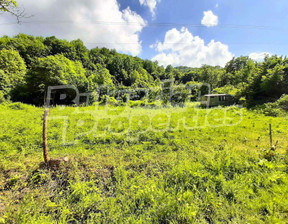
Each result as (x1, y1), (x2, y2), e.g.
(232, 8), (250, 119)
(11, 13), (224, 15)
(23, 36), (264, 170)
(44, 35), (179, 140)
(1, 0), (288, 67)
(129, 0), (288, 62)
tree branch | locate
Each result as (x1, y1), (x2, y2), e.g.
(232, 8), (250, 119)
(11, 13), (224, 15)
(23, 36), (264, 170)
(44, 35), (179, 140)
(0, 1), (32, 23)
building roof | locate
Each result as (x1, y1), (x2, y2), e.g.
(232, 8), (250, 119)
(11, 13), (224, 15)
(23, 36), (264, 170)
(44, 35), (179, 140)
(204, 94), (232, 97)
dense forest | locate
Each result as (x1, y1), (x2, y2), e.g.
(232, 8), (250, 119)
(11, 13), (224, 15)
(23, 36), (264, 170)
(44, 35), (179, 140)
(0, 34), (288, 112)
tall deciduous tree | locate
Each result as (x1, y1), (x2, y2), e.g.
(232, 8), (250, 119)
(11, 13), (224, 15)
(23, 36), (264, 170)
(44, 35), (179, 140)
(25, 54), (88, 105)
(199, 65), (221, 90)
(0, 49), (26, 97)
(0, 34), (49, 66)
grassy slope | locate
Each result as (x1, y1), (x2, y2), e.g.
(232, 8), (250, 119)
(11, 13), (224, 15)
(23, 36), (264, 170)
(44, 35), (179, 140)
(0, 103), (288, 223)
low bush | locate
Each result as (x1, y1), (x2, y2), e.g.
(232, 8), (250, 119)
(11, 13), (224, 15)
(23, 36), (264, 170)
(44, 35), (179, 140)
(255, 94), (288, 117)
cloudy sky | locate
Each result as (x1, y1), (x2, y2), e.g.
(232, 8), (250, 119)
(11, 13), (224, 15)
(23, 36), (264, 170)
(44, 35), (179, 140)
(0, 0), (287, 67)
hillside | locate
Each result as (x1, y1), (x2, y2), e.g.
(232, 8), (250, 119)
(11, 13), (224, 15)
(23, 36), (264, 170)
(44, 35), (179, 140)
(1, 34), (288, 223)
(1, 34), (288, 109)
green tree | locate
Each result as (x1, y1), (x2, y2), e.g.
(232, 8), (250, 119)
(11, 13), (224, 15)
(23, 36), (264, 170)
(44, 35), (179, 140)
(244, 55), (288, 105)
(199, 65), (221, 90)
(0, 0), (18, 19)
(260, 64), (286, 97)
(89, 48), (106, 67)
(25, 54), (88, 105)
(225, 56), (250, 74)
(235, 60), (256, 88)
(0, 0), (29, 23)
(87, 64), (114, 89)
(87, 64), (115, 102)
(130, 70), (140, 85)
(0, 34), (49, 66)
(43, 36), (73, 57)
(0, 49), (26, 98)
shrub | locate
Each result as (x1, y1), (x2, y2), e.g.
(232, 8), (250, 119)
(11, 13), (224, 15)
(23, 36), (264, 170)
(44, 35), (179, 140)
(256, 94), (288, 117)
(128, 100), (146, 107)
(277, 94), (288, 111)
(6, 102), (31, 110)
(0, 91), (6, 104)
(99, 95), (118, 106)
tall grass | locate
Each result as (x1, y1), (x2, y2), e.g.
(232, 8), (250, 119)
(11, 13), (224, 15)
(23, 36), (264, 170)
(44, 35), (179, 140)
(0, 103), (287, 223)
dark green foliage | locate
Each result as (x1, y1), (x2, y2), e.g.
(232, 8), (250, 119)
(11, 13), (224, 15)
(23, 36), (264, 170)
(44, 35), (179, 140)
(0, 34), (172, 105)
(25, 55), (88, 105)
(255, 94), (288, 116)
(0, 34), (288, 115)
(43, 37), (93, 70)
(245, 56), (288, 106)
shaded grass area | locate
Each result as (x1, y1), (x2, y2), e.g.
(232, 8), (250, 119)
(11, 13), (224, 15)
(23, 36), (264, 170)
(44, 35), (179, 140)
(0, 103), (288, 223)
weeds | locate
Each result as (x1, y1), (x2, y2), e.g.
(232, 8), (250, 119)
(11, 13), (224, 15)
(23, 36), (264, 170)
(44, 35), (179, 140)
(0, 104), (287, 223)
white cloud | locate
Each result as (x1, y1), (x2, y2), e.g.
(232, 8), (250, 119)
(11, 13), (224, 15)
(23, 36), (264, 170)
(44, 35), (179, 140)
(139, 0), (160, 17)
(0, 0), (146, 55)
(201, 10), (218, 27)
(249, 52), (271, 61)
(215, 3), (219, 8)
(151, 27), (233, 67)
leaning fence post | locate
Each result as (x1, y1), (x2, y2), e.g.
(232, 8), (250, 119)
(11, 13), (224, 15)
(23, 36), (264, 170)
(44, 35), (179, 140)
(269, 123), (272, 148)
(43, 107), (49, 164)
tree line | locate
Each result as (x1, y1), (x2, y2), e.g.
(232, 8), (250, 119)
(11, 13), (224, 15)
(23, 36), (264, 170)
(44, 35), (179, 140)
(0, 34), (288, 108)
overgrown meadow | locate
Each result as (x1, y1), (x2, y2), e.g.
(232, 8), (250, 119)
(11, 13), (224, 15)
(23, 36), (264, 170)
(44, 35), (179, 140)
(0, 103), (288, 223)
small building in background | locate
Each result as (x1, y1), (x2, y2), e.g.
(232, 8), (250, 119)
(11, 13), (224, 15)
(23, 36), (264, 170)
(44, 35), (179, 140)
(201, 94), (234, 107)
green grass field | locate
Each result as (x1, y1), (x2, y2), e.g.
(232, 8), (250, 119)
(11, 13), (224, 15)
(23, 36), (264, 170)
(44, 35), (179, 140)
(0, 103), (288, 223)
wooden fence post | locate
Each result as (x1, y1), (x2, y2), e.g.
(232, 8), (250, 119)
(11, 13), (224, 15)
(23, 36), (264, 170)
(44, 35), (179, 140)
(269, 123), (272, 148)
(43, 108), (49, 163)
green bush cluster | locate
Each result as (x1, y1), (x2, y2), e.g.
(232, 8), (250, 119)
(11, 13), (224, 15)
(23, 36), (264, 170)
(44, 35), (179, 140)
(255, 94), (288, 117)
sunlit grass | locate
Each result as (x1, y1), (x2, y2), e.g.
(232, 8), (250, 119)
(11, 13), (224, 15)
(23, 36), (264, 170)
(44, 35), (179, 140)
(0, 103), (287, 223)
